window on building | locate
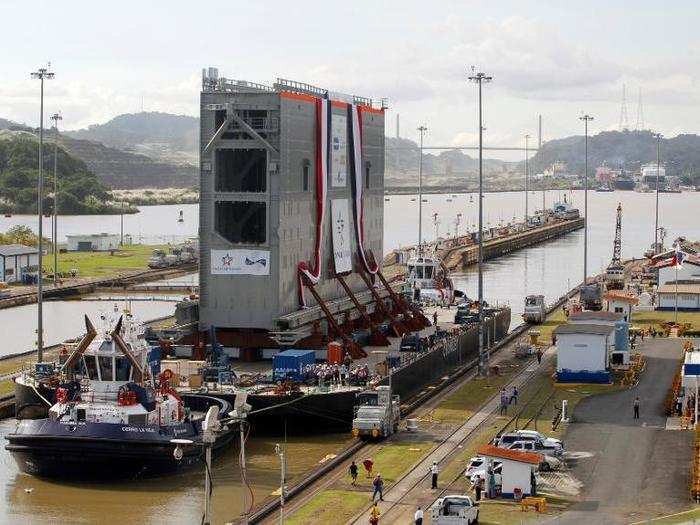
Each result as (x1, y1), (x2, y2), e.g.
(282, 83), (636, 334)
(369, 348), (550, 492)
(302, 159), (310, 191)
(365, 161), (371, 189)
(215, 148), (267, 192)
(5, 268), (13, 276)
(98, 356), (114, 381)
(215, 201), (267, 244)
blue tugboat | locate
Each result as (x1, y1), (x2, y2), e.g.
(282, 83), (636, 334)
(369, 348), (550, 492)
(5, 315), (235, 479)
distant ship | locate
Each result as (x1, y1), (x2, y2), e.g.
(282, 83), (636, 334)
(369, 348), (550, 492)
(614, 175), (635, 190)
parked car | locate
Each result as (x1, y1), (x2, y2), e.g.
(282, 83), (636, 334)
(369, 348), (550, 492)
(507, 441), (563, 471)
(495, 431), (563, 456)
(511, 429), (564, 451)
(465, 456), (502, 477)
(399, 334), (422, 352)
(466, 461), (503, 487)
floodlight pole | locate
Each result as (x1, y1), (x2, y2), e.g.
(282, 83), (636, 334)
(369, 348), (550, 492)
(51, 112), (62, 286)
(654, 133), (662, 254)
(417, 125), (427, 255)
(525, 134), (530, 225)
(469, 69), (492, 377)
(31, 65), (54, 362)
(580, 114), (593, 286)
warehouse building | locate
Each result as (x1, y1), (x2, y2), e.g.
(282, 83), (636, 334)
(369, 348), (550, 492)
(658, 283), (700, 311)
(198, 69), (386, 347)
(66, 233), (121, 252)
(0, 244), (39, 283)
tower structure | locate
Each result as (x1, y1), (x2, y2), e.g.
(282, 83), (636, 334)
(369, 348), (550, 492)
(605, 203), (625, 289)
(198, 69), (385, 346)
(619, 84), (629, 131)
(636, 87), (645, 131)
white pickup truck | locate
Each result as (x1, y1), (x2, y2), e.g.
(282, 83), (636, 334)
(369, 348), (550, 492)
(430, 495), (479, 525)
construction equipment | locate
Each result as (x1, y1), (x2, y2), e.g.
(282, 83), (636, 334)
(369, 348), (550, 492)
(351, 385), (400, 439)
(605, 203), (626, 290)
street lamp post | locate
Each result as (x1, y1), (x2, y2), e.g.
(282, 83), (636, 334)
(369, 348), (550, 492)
(524, 134), (530, 225)
(579, 114), (594, 286)
(468, 69), (492, 377)
(417, 125), (427, 255)
(654, 133), (663, 254)
(50, 112), (62, 286)
(31, 65), (54, 362)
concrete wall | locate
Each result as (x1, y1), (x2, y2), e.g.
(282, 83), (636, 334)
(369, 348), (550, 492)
(556, 332), (609, 373)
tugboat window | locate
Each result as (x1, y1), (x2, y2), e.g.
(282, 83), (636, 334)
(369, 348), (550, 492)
(84, 355), (98, 380)
(99, 356), (114, 381)
(115, 357), (132, 382)
(215, 201), (266, 244)
(215, 148), (267, 192)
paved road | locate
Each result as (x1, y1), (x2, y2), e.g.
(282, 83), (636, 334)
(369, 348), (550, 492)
(553, 338), (694, 524)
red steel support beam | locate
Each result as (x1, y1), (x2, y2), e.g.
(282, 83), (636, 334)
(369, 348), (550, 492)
(336, 274), (391, 346)
(356, 269), (407, 337)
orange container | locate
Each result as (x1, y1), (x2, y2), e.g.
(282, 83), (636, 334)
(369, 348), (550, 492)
(327, 342), (344, 364)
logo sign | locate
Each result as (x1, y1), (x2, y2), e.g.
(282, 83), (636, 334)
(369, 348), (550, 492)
(331, 199), (352, 274)
(331, 114), (348, 187)
(211, 249), (270, 276)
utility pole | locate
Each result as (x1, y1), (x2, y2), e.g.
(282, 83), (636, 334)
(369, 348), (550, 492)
(50, 112), (62, 286)
(580, 114), (594, 285)
(275, 443), (286, 525)
(538, 114), (542, 149)
(31, 65), (54, 362)
(120, 201), (125, 246)
(432, 212), (440, 240)
(654, 133), (663, 254)
(524, 134), (530, 225)
(468, 68), (492, 377)
(417, 125), (427, 255)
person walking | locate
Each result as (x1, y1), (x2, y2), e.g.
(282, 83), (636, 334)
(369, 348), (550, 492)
(536, 347), (543, 365)
(349, 460), (358, 485)
(473, 475), (482, 501)
(430, 461), (439, 489)
(510, 386), (519, 405)
(499, 388), (508, 415)
(414, 506), (424, 525)
(363, 458), (374, 478)
(633, 396), (640, 419)
(372, 474), (384, 502)
(433, 311), (438, 326)
(369, 502), (381, 525)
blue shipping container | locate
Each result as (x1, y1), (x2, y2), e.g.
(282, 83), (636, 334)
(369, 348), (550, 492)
(273, 349), (316, 382)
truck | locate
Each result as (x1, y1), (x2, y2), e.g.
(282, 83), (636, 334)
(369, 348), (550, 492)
(580, 282), (603, 311)
(351, 386), (400, 439)
(523, 295), (546, 324)
(430, 495), (479, 525)
(148, 249), (167, 269)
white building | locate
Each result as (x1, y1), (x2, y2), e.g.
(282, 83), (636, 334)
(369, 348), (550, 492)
(555, 323), (615, 383)
(477, 444), (542, 498)
(0, 244), (39, 283)
(66, 233), (121, 252)
(657, 256), (700, 286)
(604, 291), (639, 323)
(658, 283), (700, 311)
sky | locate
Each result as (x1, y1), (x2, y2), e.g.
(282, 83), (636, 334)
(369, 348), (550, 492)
(1, 0), (699, 159)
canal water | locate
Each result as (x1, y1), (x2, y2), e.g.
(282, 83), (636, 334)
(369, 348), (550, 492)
(0, 190), (698, 523)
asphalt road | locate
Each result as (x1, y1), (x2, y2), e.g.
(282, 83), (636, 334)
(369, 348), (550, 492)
(553, 338), (694, 524)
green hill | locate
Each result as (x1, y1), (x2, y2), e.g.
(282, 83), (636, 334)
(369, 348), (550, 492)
(530, 130), (700, 183)
(0, 130), (131, 214)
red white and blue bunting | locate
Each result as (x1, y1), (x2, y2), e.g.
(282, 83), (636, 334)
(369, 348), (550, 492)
(348, 104), (378, 275)
(297, 97), (330, 307)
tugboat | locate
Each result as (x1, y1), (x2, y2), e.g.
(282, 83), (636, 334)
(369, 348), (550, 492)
(5, 315), (235, 479)
(406, 250), (462, 305)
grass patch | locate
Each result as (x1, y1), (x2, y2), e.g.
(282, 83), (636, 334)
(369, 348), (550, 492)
(41, 244), (166, 278)
(632, 507), (700, 524)
(370, 441), (434, 482)
(533, 309), (567, 344)
(286, 490), (370, 525)
(0, 380), (13, 396)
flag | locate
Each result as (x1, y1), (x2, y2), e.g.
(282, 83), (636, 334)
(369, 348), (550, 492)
(672, 243), (685, 268)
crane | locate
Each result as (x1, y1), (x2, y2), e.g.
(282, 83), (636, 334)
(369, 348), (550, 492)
(605, 203), (625, 290)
